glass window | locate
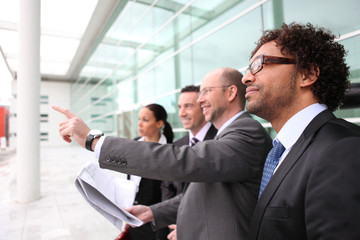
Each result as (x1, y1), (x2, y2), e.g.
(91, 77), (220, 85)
(72, 0), (360, 138)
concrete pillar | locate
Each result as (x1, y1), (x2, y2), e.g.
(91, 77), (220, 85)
(17, 0), (41, 202)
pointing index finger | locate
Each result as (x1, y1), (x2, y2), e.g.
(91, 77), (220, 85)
(52, 105), (76, 119)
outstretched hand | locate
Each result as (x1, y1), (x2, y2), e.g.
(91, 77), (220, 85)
(52, 106), (90, 148)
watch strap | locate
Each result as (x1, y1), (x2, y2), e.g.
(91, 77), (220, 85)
(85, 131), (104, 152)
(85, 134), (95, 151)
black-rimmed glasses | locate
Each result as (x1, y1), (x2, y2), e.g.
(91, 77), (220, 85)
(245, 55), (295, 75)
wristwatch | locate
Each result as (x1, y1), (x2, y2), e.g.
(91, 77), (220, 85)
(85, 129), (104, 151)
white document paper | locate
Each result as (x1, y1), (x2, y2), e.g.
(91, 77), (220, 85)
(75, 162), (143, 230)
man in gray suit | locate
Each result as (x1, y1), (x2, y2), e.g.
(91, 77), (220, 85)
(53, 67), (272, 240)
(127, 85), (218, 239)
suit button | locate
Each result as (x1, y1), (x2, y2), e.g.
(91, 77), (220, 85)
(105, 157), (111, 163)
(119, 159), (127, 166)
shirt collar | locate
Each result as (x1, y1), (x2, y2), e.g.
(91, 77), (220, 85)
(216, 111), (244, 136)
(276, 103), (327, 149)
(189, 122), (212, 142)
(138, 133), (168, 144)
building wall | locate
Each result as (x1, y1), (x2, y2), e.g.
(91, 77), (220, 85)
(70, 0), (360, 140)
(10, 81), (71, 148)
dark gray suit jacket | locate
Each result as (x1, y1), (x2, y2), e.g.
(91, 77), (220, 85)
(160, 133), (187, 200)
(248, 110), (360, 240)
(153, 125), (218, 227)
(99, 112), (272, 240)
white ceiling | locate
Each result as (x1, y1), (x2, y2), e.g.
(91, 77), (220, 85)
(0, 0), (120, 82)
(1, 0), (359, 84)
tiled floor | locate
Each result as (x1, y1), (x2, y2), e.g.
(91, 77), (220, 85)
(0, 145), (122, 240)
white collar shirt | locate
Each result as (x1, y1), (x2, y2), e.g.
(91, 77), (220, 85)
(188, 122), (212, 145)
(138, 133), (167, 144)
(274, 103), (327, 173)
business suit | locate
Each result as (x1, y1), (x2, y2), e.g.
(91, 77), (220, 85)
(154, 124), (218, 226)
(128, 137), (168, 240)
(130, 137), (163, 205)
(160, 124), (218, 200)
(128, 177), (168, 240)
(160, 135), (188, 201)
(99, 112), (272, 240)
(248, 110), (360, 240)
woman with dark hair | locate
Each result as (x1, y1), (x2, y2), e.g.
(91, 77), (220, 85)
(116, 103), (173, 240)
(143, 103), (174, 144)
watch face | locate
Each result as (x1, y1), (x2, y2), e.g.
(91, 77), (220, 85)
(89, 129), (103, 136)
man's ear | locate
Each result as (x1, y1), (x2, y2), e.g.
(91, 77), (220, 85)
(228, 85), (237, 101)
(300, 65), (320, 87)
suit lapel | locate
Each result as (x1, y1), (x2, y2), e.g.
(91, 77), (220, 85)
(182, 125), (217, 193)
(204, 125), (217, 140)
(215, 112), (252, 140)
(249, 110), (336, 239)
(174, 134), (189, 147)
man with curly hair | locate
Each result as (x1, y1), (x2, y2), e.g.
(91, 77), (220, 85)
(242, 22), (360, 239)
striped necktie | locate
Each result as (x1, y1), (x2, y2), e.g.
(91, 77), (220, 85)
(190, 137), (199, 146)
(258, 140), (285, 198)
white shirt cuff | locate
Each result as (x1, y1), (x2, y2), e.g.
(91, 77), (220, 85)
(94, 135), (106, 159)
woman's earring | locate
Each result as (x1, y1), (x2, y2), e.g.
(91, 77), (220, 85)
(160, 125), (165, 134)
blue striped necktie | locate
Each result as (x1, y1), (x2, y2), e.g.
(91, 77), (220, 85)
(190, 137), (199, 146)
(258, 140), (285, 198)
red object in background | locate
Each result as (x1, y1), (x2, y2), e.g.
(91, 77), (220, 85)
(0, 106), (9, 148)
(115, 224), (131, 240)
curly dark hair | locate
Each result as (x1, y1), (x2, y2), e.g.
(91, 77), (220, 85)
(251, 22), (350, 111)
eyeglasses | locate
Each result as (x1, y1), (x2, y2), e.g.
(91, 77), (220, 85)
(198, 85), (231, 98)
(245, 55), (295, 75)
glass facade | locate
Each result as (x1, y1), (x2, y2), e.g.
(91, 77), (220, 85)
(70, 0), (360, 140)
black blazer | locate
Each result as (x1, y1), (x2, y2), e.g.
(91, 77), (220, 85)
(128, 136), (163, 205)
(161, 124), (218, 200)
(248, 110), (360, 240)
(128, 137), (167, 240)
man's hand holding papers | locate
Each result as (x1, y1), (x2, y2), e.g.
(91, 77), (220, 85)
(75, 162), (143, 230)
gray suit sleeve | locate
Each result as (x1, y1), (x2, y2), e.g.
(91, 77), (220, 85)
(98, 115), (271, 182)
(149, 194), (182, 230)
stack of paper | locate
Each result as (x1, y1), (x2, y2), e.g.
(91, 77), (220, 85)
(75, 162), (143, 230)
